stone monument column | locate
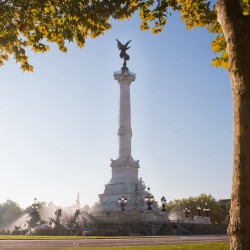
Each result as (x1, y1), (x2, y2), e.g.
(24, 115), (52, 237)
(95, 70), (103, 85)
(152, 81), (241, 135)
(115, 69), (135, 158)
(91, 40), (148, 213)
(110, 68), (139, 184)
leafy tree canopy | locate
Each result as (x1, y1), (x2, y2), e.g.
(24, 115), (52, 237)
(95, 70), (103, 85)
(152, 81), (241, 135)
(0, 0), (249, 71)
(0, 200), (23, 228)
(165, 193), (230, 224)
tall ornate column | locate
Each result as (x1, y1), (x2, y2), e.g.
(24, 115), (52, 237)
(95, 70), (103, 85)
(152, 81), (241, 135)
(115, 69), (135, 158)
(92, 40), (147, 213)
(110, 68), (139, 184)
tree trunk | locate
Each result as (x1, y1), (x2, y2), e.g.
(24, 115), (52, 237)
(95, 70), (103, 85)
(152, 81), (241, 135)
(216, 1), (250, 249)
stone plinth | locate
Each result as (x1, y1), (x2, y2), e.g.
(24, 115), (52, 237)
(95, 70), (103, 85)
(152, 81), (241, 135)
(194, 216), (211, 224)
(110, 157), (139, 184)
(158, 212), (170, 223)
(183, 217), (192, 223)
(92, 179), (147, 212)
(142, 211), (170, 223)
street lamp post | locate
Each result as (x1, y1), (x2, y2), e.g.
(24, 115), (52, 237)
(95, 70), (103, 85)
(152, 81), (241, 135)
(118, 196), (127, 235)
(161, 196), (167, 212)
(32, 198), (39, 211)
(197, 205), (202, 216)
(203, 202), (210, 217)
(118, 195), (127, 211)
(29, 197), (42, 230)
(183, 207), (190, 218)
(144, 187), (155, 210)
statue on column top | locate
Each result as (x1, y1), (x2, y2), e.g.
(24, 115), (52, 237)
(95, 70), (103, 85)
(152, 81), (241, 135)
(116, 39), (132, 70)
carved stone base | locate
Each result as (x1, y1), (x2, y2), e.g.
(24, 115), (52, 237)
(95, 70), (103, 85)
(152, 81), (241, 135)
(91, 178), (148, 214)
(110, 156), (139, 184)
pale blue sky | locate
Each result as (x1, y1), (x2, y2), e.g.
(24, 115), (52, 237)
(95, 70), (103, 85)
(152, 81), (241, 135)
(0, 12), (232, 209)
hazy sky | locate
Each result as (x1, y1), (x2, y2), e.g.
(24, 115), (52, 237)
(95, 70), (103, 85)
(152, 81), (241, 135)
(0, 12), (232, 209)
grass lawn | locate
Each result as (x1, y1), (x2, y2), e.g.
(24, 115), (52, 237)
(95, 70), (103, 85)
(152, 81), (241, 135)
(0, 236), (229, 249)
(49, 242), (229, 250)
(0, 235), (87, 240)
(0, 235), (173, 240)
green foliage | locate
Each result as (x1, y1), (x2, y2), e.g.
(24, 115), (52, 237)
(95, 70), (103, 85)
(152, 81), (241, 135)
(0, 0), (249, 71)
(0, 200), (23, 228)
(0, 0), (112, 71)
(166, 193), (229, 224)
(240, 0), (250, 15)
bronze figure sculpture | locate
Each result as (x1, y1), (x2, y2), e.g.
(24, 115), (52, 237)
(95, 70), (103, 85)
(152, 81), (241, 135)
(116, 39), (132, 69)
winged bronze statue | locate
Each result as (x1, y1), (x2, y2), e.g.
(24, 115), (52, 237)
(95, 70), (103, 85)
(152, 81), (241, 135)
(116, 39), (132, 68)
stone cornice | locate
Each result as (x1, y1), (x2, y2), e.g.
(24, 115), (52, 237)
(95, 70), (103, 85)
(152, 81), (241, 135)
(110, 157), (140, 169)
(113, 68), (136, 84)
